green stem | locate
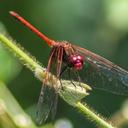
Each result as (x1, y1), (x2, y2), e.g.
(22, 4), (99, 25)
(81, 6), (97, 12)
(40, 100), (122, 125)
(0, 34), (42, 71)
(75, 102), (114, 128)
(0, 34), (115, 128)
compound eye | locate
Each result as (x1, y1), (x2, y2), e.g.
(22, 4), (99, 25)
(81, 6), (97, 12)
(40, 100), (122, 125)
(68, 54), (84, 70)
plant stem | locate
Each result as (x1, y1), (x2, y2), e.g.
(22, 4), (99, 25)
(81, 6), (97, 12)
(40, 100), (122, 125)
(75, 102), (114, 128)
(0, 34), (115, 128)
(0, 34), (42, 71)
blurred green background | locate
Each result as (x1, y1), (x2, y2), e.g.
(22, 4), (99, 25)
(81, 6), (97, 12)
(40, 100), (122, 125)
(0, 0), (128, 128)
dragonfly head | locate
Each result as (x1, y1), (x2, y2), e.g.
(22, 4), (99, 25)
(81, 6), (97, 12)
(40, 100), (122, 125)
(68, 54), (84, 70)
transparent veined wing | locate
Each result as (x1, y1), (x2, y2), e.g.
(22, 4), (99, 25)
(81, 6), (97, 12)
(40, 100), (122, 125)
(36, 84), (58, 125)
(73, 45), (128, 95)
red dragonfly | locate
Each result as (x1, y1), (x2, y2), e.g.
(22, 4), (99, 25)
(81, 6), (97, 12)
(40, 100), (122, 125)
(10, 11), (128, 125)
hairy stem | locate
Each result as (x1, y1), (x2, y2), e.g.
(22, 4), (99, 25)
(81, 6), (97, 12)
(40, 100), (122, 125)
(75, 102), (114, 128)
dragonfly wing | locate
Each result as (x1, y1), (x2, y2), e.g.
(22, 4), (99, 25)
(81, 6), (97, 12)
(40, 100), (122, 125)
(51, 93), (58, 120)
(73, 45), (128, 95)
(36, 84), (58, 125)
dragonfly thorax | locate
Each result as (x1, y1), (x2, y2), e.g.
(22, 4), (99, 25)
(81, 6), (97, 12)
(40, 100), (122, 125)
(67, 54), (84, 70)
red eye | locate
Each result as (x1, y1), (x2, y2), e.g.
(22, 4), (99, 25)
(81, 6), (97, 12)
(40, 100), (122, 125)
(68, 55), (84, 70)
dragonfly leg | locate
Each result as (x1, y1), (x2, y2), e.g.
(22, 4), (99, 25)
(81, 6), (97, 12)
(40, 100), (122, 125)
(68, 68), (77, 88)
(59, 65), (68, 90)
(68, 69), (83, 91)
(75, 71), (83, 90)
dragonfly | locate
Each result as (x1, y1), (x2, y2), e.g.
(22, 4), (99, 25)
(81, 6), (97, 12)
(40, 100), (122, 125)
(9, 11), (128, 125)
